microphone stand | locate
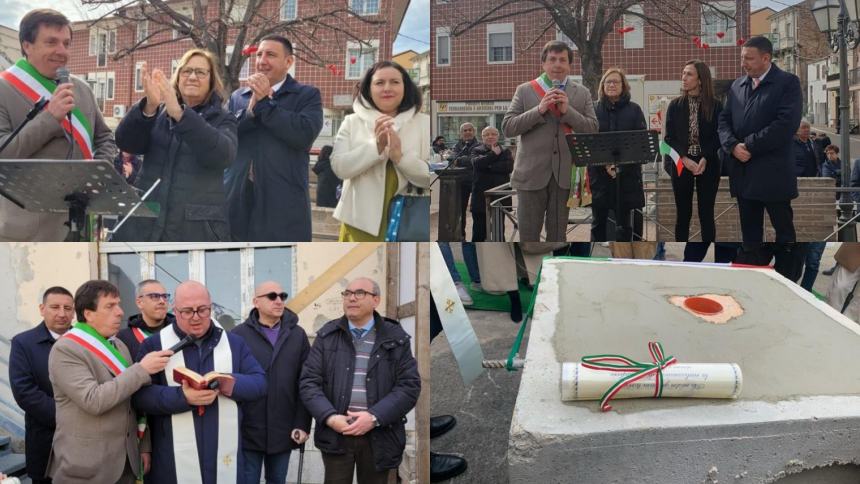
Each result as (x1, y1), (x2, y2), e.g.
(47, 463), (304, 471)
(0, 97), (49, 155)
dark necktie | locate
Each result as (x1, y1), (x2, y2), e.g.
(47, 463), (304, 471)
(351, 328), (366, 340)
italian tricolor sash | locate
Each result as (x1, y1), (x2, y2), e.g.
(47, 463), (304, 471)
(132, 326), (151, 344)
(529, 72), (572, 134)
(0, 59), (94, 158)
(64, 322), (129, 375)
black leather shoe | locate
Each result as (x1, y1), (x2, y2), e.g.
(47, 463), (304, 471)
(430, 452), (467, 482)
(430, 415), (457, 439)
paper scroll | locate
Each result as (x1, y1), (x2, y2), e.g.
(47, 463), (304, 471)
(561, 362), (743, 402)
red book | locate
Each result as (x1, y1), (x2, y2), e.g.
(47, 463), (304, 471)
(173, 367), (235, 415)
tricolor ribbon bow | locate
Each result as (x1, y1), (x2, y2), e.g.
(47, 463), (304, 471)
(580, 342), (677, 412)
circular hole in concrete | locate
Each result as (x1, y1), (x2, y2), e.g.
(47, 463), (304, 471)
(684, 296), (723, 315)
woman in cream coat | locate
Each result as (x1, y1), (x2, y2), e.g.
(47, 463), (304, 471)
(332, 61), (431, 241)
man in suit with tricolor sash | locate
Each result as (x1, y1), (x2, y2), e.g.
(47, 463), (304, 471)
(47, 280), (173, 483)
(0, 9), (117, 241)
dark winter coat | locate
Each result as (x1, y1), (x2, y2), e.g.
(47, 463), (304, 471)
(792, 138), (819, 177)
(231, 308), (312, 453)
(116, 313), (176, 364)
(447, 138), (479, 183)
(718, 64), (803, 201)
(133, 322), (267, 484)
(9, 322), (56, 480)
(312, 151), (342, 209)
(226, 76), (324, 241)
(663, 95), (724, 181)
(588, 94), (647, 209)
(470, 143), (513, 213)
(299, 312), (420, 471)
(115, 93), (237, 241)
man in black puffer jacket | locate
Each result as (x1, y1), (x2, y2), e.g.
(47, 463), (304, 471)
(300, 277), (420, 484)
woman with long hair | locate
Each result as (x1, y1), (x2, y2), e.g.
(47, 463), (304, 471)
(115, 48), (237, 241)
(331, 61), (431, 241)
(663, 59), (723, 242)
(588, 67), (648, 241)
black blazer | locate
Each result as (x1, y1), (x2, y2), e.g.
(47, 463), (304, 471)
(663, 96), (723, 180)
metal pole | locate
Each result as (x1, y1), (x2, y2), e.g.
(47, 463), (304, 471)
(839, 0), (858, 241)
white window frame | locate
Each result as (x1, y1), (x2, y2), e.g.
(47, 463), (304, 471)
(701, 1), (736, 47)
(350, 0), (379, 16)
(436, 27), (451, 66)
(137, 21), (149, 45)
(134, 61), (145, 92)
(623, 5), (644, 49)
(226, 45), (251, 81)
(171, 59), (180, 77)
(107, 72), (115, 100)
(229, 0), (250, 23)
(280, 0), (298, 20)
(99, 243), (298, 319)
(345, 39), (379, 80)
(487, 23), (514, 65)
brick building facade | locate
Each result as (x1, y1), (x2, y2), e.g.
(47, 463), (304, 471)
(64, 0), (407, 146)
(430, 0), (751, 142)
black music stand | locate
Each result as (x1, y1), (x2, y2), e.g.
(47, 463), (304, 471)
(0, 159), (156, 241)
(566, 130), (659, 241)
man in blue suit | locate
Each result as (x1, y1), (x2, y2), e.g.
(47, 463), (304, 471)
(719, 36), (802, 249)
(9, 286), (74, 484)
(226, 34), (324, 241)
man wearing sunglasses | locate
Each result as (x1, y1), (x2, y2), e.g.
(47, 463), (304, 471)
(232, 281), (311, 483)
(117, 279), (176, 360)
(300, 277), (421, 484)
(133, 280), (267, 484)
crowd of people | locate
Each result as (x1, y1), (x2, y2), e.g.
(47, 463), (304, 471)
(9, 277), (420, 483)
(436, 36), (860, 256)
(0, 8), (431, 243)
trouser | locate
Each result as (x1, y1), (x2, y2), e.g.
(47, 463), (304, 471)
(517, 178), (570, 242)
(672, 170), (720, 242)
(590, 206), (643, 242)
(800, 242), (827, 292)
(737, 197), (795, 244)
(321, 435), (395, 484)
(458, 182), (471, 239)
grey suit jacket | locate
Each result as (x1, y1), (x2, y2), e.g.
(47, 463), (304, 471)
(502, 80), (598, 191)
(47, 334), (150, 484)
(0, 73), (117, 241)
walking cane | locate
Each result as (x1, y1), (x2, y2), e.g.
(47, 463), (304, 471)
(296, 442), (305, 484)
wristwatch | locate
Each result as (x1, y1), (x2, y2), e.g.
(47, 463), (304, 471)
(371, 414), (380, 427)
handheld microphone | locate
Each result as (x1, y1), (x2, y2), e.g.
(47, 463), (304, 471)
(56, 67), (75, 159)
(552, 79), (563, 104)
(56, 67), (72, 123)
(167, 334), (197, 353)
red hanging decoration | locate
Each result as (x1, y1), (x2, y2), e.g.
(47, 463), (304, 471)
(716, 31), (725, 39)
(350, 56), (357, 64)
(737, 38), (745, 46)
(326, 64), (338, 76)
(241, 44), (258, 56)
(625, 26), (635, 33)
(702, 42), (710, 49)
(693, 36), (701, 47)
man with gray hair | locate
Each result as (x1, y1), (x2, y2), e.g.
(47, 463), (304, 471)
(793, 119), (818, 178)
(117, 279), (175, 359)
(300, 277), (420, 483)
(447, 122), (479, 239)
(502, 40), (598, 241)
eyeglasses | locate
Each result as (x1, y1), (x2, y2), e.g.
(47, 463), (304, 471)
(604, 80), (622, 85)
(257, 292), (288, 301)
(176, 306), (212, 319)
(140, 292), (171, 301)
(341, 289), (377, 299)
(179, 67), (210, 78)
